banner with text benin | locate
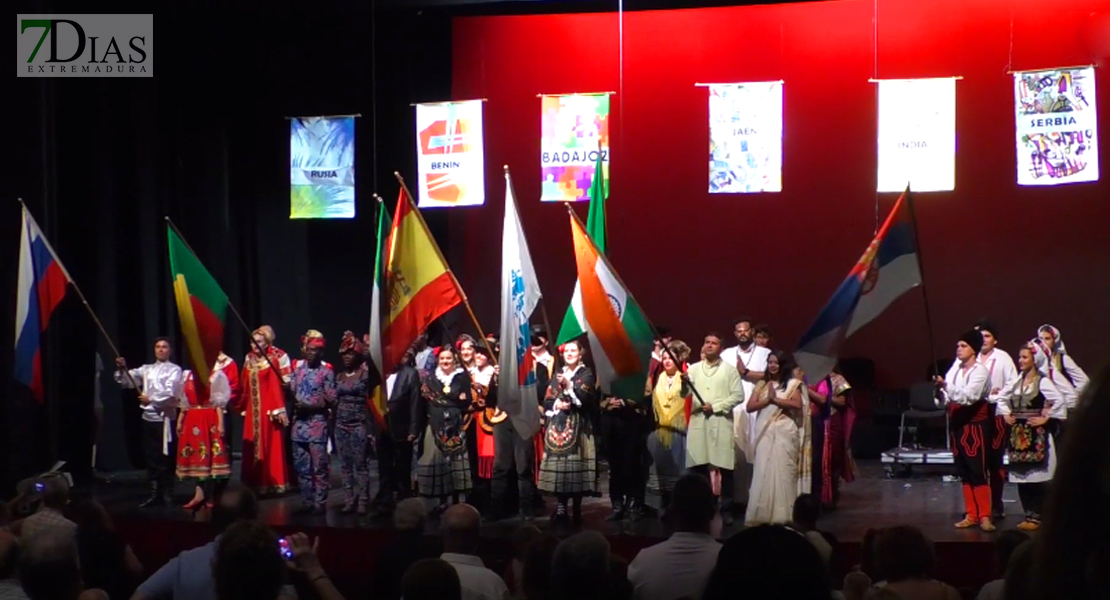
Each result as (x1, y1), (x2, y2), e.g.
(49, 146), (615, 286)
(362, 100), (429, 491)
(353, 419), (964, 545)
(1014, 67), (1098, 186)
(876, 78), (956, 193)
(382, 189), (463, 371)
(290, 116), (356, 218)
(168, 227), (228, 387)
(708, 82), (783, 193)
(541, 94), (610, 202)
(567, 212), (653, 399)
(416, 100), (486, 207)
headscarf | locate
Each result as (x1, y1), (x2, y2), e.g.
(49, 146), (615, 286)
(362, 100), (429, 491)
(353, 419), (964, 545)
(253, 325), (275, 346)
(339, 330), (365, 355)
(1037, 324), (1067, 355)
(301, 329), (326, 352)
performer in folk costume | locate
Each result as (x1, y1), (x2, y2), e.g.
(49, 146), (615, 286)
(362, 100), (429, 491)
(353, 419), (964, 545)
(647, 327), (674, 384)
(685, 333), (745, 525)
(807, 365), (856, 509)
(935, 329), (995, 532)
(973, 319), (1018, 520)
(720, 318), (771, 509)
(415, 345), (475, 513)
(289, 330), (337, 514)
(992, 345), (1065, 531)
(528, 326), (556, 507)
(456, 335), (495, 512)
(176, 367), (232, 510)
(645, 340), (692, 512)
(334, 332), (372, 514)
(1032, 324), (1089, 441)
(238, 326), (293, 495)
(115, 337), (183, 508)
(742, 352), (811, 526)
(472, 345), (501, 483)
(538, 339), (600, 525)
(489, 329), (548, 521)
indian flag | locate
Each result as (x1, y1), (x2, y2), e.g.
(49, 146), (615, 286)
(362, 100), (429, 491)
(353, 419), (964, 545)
(566, 210), (653, 399)
(167, 227), (228, 386)
(367, 200), (394, 428)
(557, 149), (606, 345)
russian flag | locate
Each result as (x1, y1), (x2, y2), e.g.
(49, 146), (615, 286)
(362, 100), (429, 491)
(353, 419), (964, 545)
(14, 206), (73, 401)
(795, 188), (921, 380)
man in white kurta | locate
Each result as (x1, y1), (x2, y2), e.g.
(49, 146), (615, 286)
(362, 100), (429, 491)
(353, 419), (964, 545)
(719, 318), (770, 505)
(974, 320), (1018, 519)
(686, 333), (744, 524)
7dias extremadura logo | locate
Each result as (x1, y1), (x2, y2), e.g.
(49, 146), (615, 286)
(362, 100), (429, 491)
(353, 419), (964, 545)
(17, 14), (153, 77)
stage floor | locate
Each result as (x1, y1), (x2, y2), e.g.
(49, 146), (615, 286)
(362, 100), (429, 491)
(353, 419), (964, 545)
(89, 458), (1016, 544)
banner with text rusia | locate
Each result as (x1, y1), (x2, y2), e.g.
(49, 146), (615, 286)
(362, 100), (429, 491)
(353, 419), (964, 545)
(876, 78), (956, 193)
(1014, 67), (1099, 186)
(290, 116), (356, 218)
(708, 82), (783, 193)
(540, 93), (610, 202)
(416, 100), (486, 208)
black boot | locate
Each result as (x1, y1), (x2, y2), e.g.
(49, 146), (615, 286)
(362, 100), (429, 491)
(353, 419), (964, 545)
(605, 497), (626, 522)
(139, 483), (165, 508)
(626, 497), (645, 522)
(572, 496), (583, 525)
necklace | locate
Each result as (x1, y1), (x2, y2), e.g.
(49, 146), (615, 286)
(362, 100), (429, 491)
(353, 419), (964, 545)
(701, 360), (721, 377)
(663, 371), (679, 392)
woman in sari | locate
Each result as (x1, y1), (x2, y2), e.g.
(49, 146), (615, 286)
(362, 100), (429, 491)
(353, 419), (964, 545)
(415, 346), (474, 515)
(743, 351), (810, 526)
(645, 340), (692, 511)
(808, 365), (856, 509)
(237, 325), (293, 495)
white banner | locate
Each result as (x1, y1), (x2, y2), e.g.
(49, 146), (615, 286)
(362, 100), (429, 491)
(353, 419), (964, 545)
(877, 78), (956, 193)
(1014, 67), (1099, 186)
(415, 100), (486, 208)
(708, 82), (783, 193)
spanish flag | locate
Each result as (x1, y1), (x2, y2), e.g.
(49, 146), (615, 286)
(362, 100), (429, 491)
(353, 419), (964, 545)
(168, 227), (228, 387)
(382, 188), (464, 371)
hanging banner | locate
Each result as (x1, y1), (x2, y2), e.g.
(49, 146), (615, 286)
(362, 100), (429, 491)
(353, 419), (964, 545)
(290, 116), (356, 219)
(708, 82), (783, 193)
(415, 100), (486, 208)
(876, 78), (956, 193)
(1014, 67), (1099, 186)
(540, 93), (610, 202)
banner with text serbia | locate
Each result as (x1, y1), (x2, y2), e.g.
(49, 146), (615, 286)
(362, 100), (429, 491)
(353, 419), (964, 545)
(540, 94), (610, 202)
(1014, 67), (1098, 187)
(290, 117), (356, 219)
(416, 100), (486, 208)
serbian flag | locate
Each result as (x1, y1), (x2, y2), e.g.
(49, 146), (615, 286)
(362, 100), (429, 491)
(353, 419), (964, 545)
(168, 226), (228, 387)
(567, 209), (654, 399)
(14, 206), (73, 401)
(795, 187), (921, 380)
(499, 169), (544, 439)
(367, 201), (394, 429)
(382, 188), (464, 371)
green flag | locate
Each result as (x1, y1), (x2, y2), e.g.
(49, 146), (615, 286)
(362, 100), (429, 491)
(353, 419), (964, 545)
(557, 151), (607, 345)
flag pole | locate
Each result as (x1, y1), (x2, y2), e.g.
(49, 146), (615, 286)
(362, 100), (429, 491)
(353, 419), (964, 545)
(393, 172), (498, 365)
(17, 199), (140, 391)
(902, 186), (940, 378)
(505, 165), (559, 372)
(563, 203), (708, 407)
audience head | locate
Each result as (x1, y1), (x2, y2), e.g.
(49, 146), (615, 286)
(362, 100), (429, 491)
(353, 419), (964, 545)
(212, 521), (285, 600)
(402, 558), (461, 600)
(39, 475), (70, 510)
(212, 483), (258, 532)
(874, 525), (935, 583)
(511, 524), (542, 560)
(64, 497), (114, 534)
(521, 534), (560, 600)
(19, 533), (83, 600)
(551, 531), (612, 600)
(994, 530), (1029, 577)
(442, 503), (481, 554)
(1005, 540), (1035, 600)
(859, 527), (883, 579)
(703, 525), (829, 600)
(792, 493), (821, 530)
(669, 473), (716, 533)
(394, 497), (428, 532)
(0, 531), (19, 580)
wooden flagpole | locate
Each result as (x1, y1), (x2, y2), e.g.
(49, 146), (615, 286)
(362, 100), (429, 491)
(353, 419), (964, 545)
(901, 185), (940, 378)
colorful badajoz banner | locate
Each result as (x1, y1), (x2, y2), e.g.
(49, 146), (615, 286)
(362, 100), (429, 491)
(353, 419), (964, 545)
(876, 78), (956, 193)
(1014, 67), (1098, 186)
(290, 116), (356, 219)
(708, 82), (784, 193)
(540, 93), (610, 202)
(415, 100), (486, 208)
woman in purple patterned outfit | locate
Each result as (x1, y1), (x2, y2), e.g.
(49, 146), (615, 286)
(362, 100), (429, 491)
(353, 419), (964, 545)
(290, 329), (337, 515)
(335, 331), (372, 514)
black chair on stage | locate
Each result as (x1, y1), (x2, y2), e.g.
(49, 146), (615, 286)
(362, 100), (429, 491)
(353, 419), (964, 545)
(897, 382), (950, 450)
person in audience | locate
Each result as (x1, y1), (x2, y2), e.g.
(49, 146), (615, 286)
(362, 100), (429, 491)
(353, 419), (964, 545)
(402, 559), (462, 600)
(792, 494), (838, 571)
(18, 476), (76, 542)
(976, 530), (1029, 600)
(502, 526), (542, 600)
(18, 533), (104, 600)
(520, 534), (559, 600)
(702, 525), (831, 600)
(211, 521), (285, 600)
(871, 526), (960, 600)
(0, 531), (27, 600)
(65, 498), (143, 600)
(439, 504), (508, 600)
(371, 498), (440, 600)
(551, 532), (612, 600)
(283, 532), (346, 600)
(628, 473), (721, 600)
(1001, 540), (1033, 600)
(844, 528), (883, 596)
(607, 555), (634, 600)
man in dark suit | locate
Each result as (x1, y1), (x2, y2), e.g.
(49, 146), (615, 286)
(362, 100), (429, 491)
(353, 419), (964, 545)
(370, 346), (424, 514)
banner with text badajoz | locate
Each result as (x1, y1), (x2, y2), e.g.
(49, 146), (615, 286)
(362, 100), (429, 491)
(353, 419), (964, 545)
(416, 100), (486, 208)
(290, 117), (356, 219)
(540, 94), (609, 202)
(1014, 67), (1099, 186)
(709, 82), (783, 193)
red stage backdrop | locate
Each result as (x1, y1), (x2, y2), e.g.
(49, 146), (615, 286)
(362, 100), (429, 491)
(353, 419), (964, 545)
(449, 0), (1110, 388)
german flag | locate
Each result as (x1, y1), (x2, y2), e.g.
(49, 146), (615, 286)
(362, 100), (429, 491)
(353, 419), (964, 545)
(168, 227), (228, 386)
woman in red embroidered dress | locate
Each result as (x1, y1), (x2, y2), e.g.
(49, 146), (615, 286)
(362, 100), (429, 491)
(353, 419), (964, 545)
(237, 325), (293, 495)
(176, 368), (232, 510)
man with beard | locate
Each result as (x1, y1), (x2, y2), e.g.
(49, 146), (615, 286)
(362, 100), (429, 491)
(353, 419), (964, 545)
(719, 318), (770, 512)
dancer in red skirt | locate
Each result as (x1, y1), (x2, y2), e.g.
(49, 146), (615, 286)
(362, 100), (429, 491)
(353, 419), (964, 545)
(176, 368), (232, 510)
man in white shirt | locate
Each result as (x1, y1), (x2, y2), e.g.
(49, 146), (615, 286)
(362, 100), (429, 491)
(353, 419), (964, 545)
(439, 504), (509, 600)
(115, 337), (183, 508)
(718, 318), (770, 509)
(974, 320), (1017, 520)
(628, 474), (722, 600)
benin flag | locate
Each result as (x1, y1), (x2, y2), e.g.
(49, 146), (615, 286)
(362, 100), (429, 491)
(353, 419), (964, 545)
(382, 188), (464, 370)
(566, 210), (653, 399)
(168, 227), (228, 386)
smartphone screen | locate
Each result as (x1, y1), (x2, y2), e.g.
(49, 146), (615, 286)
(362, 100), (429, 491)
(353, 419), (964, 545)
(278, 537), (293, 559)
